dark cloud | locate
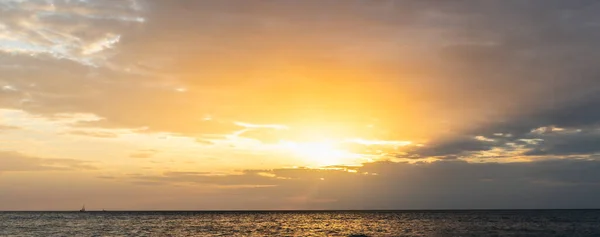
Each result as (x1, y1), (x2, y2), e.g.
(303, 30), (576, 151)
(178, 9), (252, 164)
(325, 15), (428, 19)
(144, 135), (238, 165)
(124, 159), (600, 209)
(399, 125), (600, 160)
(470, 92), (600, 141)
(523, 128), (600, 156)
(527, 93), (600, 130)
(401, 136), (497, 158)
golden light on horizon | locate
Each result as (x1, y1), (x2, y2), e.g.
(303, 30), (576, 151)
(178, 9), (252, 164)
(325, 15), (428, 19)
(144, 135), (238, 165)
(228, 121), (413, 167)
(280, 140), (359, 166)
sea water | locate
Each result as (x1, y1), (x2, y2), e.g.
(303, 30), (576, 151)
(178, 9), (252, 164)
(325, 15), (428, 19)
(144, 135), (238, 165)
(1, 210), (600, 236)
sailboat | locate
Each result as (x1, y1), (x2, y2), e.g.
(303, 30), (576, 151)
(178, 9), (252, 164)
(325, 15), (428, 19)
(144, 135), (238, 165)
(79, 205), (86, 212)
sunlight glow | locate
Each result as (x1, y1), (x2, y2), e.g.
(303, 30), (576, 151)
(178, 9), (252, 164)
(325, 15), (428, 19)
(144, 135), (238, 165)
(345, 138), (412, 146)
(280, 140), (361, 166)
(234, 122), (288, 130)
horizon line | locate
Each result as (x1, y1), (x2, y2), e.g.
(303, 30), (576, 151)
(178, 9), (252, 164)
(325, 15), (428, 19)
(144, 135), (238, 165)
(2, 208), (600, 212)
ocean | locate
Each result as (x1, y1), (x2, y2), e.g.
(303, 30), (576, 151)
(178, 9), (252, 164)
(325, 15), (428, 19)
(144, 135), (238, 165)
(1, 210), (599, 236)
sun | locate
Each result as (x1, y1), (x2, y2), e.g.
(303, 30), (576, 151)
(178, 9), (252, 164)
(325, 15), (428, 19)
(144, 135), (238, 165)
(280, 140), (359, 166)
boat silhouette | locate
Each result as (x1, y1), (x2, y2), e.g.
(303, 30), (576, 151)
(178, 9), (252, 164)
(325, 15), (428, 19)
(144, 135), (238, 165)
(79, 205), (86, 212)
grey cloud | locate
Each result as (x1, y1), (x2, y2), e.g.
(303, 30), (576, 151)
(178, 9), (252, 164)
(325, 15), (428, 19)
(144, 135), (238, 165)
(473, 92), (600, 140)
(523, 128), (600, 156)
(401, 136), (497, 158)
(528, 93), (600, 129)
(414, 0), (600, 137)
(124, 159), (600, 209)
(343, 159), (600, 209)
(402, 125), (600, 159)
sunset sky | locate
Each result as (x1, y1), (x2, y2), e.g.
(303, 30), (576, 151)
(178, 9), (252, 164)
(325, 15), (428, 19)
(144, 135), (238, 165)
(2, 0), (600, 210)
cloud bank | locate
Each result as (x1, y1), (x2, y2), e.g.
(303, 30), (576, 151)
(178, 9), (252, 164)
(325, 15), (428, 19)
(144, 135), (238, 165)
(2, 0), (600, 209)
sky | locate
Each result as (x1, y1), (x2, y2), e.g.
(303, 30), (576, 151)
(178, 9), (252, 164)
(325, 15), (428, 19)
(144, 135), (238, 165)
(1, 0), (600, 210)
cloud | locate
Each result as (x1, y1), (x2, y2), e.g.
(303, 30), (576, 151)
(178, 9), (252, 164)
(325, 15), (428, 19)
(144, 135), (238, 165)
(129, 149), (159, 159)
(195, 138), (215, 145)
(97, 175), (116, 180)
(394, 124), (600, 161)
(523, 127), (600, 156)
(0, 0), (145, 67)
(133, 171), (281, 186)
(64, 130), (119, 138)
(120, 158), (600, 209)
(0, 151), (96, 172)
(5, 0), (600, 212)
(401, 136), (497, 158)
(1, 0), (600, 160)
(0, 124), (20, 131)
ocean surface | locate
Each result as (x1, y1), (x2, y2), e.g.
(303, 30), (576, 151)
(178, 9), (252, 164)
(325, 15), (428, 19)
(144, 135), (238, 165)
(1, 210), (600, 236)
